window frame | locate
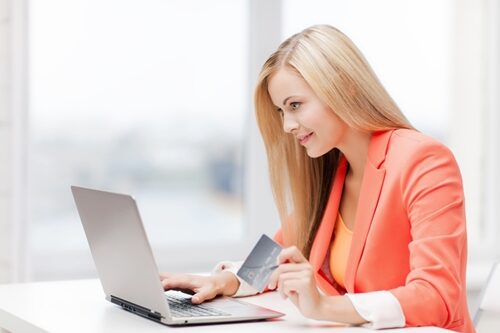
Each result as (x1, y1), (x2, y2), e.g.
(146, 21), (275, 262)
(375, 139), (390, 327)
(466, 0), (500, 290)
(7, 0), (29, 282)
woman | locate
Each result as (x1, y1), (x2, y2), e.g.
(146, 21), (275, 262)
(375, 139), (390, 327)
(161, 25), (475, 332)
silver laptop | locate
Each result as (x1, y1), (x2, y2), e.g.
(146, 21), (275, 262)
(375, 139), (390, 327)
(71, 185), (284, 325)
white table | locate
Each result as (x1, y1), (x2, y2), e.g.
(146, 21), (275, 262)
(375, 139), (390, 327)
(0, 279), (453, 333)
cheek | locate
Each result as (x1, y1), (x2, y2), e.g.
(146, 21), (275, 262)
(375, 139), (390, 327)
(319, 113), (346, 140)
(328, 123), (346, 141)
(312, 116), (346, 155)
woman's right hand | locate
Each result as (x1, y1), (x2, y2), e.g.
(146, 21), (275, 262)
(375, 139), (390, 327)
(160, 271), (240, 304)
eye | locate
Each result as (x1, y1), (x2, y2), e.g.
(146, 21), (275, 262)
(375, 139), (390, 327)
(289, 102), (301, 110)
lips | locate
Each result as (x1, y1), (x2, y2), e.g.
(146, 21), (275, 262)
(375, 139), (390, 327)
(298, 132), (313, 145)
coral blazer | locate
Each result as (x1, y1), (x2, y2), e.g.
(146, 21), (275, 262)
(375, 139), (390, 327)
(274, 129), (474, 333)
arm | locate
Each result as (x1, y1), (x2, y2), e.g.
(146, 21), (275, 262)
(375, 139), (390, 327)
(390, 141), (467, 327)
(317, 294), (368, 324)
(267, 246), (367, 325)
(267, 245), (407, 328)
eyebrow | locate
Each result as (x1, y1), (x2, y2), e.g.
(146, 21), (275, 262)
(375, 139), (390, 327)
(282, 96), (296, 106)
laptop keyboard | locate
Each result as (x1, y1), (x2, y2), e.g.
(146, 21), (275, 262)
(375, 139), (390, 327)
(166, 294), (231, 318)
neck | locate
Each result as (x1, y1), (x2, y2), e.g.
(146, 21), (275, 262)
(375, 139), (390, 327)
(337, 130), (372, 180)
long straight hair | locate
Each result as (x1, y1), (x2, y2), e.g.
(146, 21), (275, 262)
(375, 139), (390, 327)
(254, 25), (414, 258)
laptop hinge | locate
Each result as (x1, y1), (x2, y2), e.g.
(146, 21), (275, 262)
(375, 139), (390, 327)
(110, 295), (163, 322)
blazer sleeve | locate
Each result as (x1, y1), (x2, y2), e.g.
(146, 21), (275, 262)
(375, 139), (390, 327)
(389, 141), (468, 328)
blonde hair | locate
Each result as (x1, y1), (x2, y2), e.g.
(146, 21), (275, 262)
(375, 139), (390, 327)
(254, 25), (413, 258)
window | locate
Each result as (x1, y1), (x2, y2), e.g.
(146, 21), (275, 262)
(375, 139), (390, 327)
(19, 0), (499, 284)
(28, 0), (249, 279)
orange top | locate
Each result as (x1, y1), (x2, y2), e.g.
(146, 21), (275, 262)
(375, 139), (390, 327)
(329, 213), (353, 289)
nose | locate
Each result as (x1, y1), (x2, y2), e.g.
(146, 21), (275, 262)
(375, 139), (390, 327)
(282, 112), (299, 134)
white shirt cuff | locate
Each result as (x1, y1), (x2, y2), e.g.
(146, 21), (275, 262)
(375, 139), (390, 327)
(211, 260), (259, 297)
(345, 291), (406, 329)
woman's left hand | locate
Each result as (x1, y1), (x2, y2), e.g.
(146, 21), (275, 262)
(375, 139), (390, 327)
(267, 246), (325, 320)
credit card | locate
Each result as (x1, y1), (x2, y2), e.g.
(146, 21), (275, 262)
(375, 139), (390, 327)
(237, 234), (282, 292)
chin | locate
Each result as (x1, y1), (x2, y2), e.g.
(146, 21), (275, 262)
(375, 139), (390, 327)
(305, 150), (324, 158)
(305, 145), (334, 158)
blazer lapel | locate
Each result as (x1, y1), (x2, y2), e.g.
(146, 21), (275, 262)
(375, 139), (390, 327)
(344, 130), (394, 292)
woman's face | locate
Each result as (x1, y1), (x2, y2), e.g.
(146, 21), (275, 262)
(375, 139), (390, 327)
(267, 67), (349, 158)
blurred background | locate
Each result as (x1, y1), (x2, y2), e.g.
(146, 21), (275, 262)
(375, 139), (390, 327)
(0, 0), (499, 330)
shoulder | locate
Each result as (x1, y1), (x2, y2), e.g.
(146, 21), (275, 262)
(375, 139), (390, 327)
(384, 129), (463, 187)
(386, 129), (456, 164)
(390, 129), (448, 151)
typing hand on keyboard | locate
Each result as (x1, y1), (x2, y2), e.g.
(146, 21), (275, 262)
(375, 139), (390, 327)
(159, 271), (239, 304)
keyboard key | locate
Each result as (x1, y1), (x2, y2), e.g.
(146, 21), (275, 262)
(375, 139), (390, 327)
(166, 295), (231, 317)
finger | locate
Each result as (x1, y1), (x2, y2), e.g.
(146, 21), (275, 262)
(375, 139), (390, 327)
(268, 263), (309, 290)
(282, 279), (303, 298)
(268, 269), (281, 291)
(278, 263), (310, 273)
(162, 279), (195, 291)
(278, 246), (307, 264)
(162, 277), (198, 292)
(191, 287), (218, 304)
(288, 291), (299, 307)
(277, 271), (304, 293)
(170, 288), (196, 295)
(277, 276), (305, 301)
